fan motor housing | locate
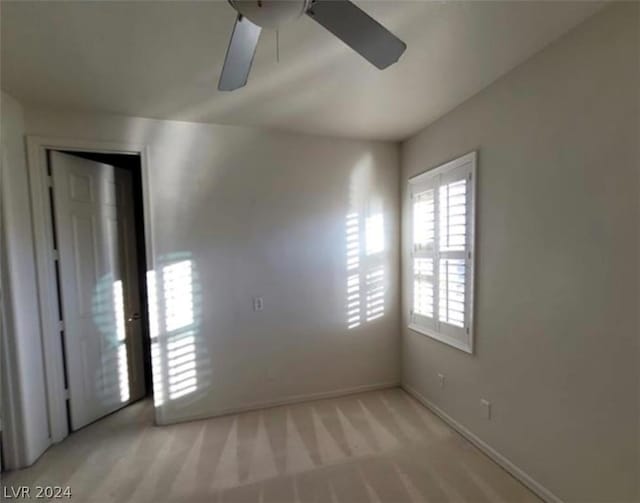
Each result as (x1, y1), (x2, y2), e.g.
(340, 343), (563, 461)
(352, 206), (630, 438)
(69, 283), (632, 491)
(229, 0), (312, 29)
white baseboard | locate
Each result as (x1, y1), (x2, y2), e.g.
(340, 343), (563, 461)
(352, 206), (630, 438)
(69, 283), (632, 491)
(401, 384), (562, 503)
(156, 381), (400, 425)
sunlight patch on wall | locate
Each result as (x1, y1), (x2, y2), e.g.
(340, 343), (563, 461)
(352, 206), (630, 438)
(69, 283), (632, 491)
(365, 214), (384, 256)
(365, 266), (385, 322)
(147, 253), (209, 410)
(163, 260), (195, 332)
(347, 274), (362, 329)
(346, 212), (362, 329)
(147, 270), (165, 407)
(166, 331), (197, 400)
(345, 210), (386, 330)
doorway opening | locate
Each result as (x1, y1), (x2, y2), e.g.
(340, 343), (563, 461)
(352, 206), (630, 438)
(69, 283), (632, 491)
(47, 149), (153, 432)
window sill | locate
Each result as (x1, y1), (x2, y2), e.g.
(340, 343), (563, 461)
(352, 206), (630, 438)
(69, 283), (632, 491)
(408, 323), (473, 354)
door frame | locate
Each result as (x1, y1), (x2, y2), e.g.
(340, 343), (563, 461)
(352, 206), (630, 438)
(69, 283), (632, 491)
(25, 136), (155, 444)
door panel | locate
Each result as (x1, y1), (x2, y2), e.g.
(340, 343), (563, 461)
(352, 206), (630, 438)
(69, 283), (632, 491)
(50, 151), (144, 430)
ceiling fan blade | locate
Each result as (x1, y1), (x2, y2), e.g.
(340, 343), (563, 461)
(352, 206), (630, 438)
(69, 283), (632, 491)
(218, 14), (262, 91)
(306, 0), (406, 70)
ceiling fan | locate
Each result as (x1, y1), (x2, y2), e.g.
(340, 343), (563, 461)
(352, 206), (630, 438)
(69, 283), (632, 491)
(218, 0), (407, 91)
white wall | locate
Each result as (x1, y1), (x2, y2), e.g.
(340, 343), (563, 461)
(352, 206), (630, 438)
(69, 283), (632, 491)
(401, 4), (639, 502)
(23, 109), (401, 425)
(0, 92), (50, 468)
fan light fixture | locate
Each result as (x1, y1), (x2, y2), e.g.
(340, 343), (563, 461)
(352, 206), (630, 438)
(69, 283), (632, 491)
(218, 0), (407, 91)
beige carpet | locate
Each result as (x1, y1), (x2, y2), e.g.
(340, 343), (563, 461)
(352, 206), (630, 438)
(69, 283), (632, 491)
(2, 388), (539, 502)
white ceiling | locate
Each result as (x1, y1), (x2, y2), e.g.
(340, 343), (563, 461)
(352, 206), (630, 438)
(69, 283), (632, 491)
(1, 1), (604, 141)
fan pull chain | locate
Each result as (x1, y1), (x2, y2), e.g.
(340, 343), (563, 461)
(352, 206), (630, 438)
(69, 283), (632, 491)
(276, 29), (280, 63)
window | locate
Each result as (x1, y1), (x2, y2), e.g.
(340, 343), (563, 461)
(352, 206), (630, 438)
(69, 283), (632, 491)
(408, 152), (476, 353)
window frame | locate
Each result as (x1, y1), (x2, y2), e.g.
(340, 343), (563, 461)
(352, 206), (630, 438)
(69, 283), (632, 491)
(408, 151), (477, 354)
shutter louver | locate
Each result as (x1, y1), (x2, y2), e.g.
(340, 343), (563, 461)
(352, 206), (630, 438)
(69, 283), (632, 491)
(439, 179), (467, 252)
(438, 178), (468, 329)
(412, 188), (435, 319)
(439, 258), (466, 327)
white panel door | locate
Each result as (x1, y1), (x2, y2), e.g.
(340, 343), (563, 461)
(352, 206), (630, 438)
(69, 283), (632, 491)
(50, 151), (145, 430)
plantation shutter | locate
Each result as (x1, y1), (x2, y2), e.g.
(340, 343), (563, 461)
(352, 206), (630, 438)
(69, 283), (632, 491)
(411, 184), (437, 332)
(409, 152), (476, 353)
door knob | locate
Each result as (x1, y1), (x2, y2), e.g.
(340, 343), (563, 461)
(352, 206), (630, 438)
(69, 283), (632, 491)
(128, 313), (141, 322)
